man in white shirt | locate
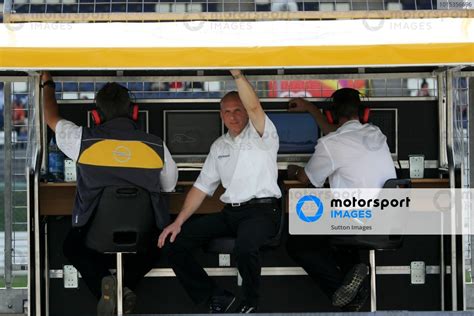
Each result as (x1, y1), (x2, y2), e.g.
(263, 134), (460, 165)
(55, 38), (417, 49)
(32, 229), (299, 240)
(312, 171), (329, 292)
(158, 70), (281, 313)
(41, 72), (178, 315)
(286, 88), (396, 311)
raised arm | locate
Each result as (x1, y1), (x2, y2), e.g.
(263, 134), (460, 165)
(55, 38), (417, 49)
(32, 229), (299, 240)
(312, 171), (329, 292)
(289, 98), (337, 135)
(41, 71), (62, 131)
(230, 70), (266, 136)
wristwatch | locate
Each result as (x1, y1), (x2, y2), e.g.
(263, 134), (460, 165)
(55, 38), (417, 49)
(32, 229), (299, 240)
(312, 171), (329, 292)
(232, 73), (243, 80)
(41, 80), (56, 89)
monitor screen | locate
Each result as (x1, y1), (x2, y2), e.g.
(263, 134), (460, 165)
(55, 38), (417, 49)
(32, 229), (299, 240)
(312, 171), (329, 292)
(164, 111), (222, 155)
(368, 109), (397, 155)
(266, 112), (319, 154)
(87, 110), (149, 133)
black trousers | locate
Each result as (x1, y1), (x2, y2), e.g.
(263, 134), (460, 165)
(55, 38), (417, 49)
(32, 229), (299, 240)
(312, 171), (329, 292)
(168, 203), (281, 306)
(63, 227), (159, 300)
(286, 235), (360, 299)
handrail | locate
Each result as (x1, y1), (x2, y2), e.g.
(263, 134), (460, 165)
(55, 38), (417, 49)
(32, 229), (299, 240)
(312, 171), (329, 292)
(446, 69), (458, 311)
(25, 73), (43, 316)
(3, 81), (13, 289)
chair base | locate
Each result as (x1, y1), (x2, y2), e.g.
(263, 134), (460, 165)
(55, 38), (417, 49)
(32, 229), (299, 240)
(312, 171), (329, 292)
(117, 253), (124, 315)
(370, 249), (376, 312)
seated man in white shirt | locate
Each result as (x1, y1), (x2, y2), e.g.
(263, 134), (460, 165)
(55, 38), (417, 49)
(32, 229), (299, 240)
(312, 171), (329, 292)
(286, 88), (396, 311)
(158, 70), (281, 313)
(41, 72), (178, 315)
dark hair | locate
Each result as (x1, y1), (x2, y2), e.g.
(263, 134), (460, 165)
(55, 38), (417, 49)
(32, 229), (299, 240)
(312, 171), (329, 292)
(331, 88), (361, 120)
(95, 82), (131, 121)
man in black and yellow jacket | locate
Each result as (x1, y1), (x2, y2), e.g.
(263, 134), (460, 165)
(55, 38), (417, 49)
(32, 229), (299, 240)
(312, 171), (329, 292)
(41, 72), (178, 315)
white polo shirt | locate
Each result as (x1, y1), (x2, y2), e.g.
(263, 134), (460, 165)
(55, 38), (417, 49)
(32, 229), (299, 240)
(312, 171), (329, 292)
(194, 115), (282, 204)
(55, 119), (178, 192)
(305, 120), (396, 188)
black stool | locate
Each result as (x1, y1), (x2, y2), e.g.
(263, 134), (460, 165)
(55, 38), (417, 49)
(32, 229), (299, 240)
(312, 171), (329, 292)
(330, 178), (411, 311)
(85, 186), (155, 315)
(205, 197), (286, 285)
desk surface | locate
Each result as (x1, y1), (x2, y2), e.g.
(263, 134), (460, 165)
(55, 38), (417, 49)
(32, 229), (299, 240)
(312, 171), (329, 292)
(39, 181), (225, 216)
(39, 178), (450, 216)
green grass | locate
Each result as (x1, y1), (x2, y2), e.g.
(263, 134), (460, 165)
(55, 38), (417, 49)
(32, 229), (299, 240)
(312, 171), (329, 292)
(0, 188), (28, 232)
(466, 270), (472, 283)
(0, 187), (29, 290)
(0, 275), (28, 288)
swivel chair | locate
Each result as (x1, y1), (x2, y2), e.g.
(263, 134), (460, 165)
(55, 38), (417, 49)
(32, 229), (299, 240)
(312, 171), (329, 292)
(330, 178), (412, 311)
(205, 186), (286, 285)
(85, 186), (156, 315)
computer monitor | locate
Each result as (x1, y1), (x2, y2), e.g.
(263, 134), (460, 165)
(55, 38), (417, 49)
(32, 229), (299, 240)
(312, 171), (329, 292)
(163, 110), (223, 163)
(266, 111), (319, 162)
(87, 110), (149, 133)
(368, 108), (398, 158)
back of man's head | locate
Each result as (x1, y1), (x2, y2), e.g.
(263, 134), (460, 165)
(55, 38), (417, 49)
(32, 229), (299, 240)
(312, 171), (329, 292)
(96, 82), (131, 121)
(331, 88), (361, 121)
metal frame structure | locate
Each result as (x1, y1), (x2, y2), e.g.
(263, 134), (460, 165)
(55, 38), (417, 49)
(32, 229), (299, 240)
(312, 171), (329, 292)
(0, 76), (30, 314)
(4, 79), (13, 291)
(453, 71), (472, 310)
(0, 0), (471, 311)
(0, 68), (471, 314)
(2, 5), (474, 23)
(469, 74), (474, 310)
(32, 70), (474, 310)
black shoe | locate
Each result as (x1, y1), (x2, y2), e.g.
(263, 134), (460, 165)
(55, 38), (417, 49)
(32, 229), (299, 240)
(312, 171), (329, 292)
(332, 263), (369, 307)
(341, 285), (369, 312)
(209, 290), (236, 313)
(237, 303), (258, 313)
(97, 276), (117, 316)
(123, 287), (137, 314)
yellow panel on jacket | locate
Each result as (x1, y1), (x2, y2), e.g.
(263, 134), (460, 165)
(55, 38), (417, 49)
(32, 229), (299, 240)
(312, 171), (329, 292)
(78, 140), (164, 169)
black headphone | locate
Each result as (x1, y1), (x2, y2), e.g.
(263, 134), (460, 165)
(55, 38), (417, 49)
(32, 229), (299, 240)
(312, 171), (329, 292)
(91, 82), (139, 126)
(324, 88), (370, 125)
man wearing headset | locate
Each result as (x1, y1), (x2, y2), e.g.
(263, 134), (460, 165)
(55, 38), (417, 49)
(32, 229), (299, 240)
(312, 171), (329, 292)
(41, 72), (178, 315)
(286, 88), (396, 311)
